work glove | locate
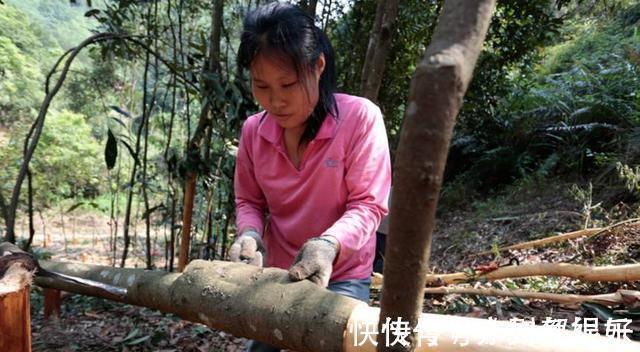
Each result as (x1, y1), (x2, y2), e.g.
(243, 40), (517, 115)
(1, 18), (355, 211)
(229, 230), (265, 267)
(288, 236), (339, 287)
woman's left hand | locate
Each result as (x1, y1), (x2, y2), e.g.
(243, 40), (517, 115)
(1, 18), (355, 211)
(288, 236), (339, 287)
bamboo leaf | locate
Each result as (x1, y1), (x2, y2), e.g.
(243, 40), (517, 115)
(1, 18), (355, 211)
(110, 106), (132, 118)
(126, 335), (150, 345)
(105, 129), (118, 170)
(66, 202), (85, 213)
(119, 140), (138, 165)
(85, 9), (100, 17)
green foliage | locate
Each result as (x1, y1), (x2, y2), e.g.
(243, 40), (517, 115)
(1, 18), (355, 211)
(445, 1), (640, 193)
(0, 36), (43, 124)
(0, 110), (104, 206)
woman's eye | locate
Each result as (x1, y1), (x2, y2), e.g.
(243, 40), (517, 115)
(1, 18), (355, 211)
(283, 81), (298, 88)
(255, 85), (268, 89)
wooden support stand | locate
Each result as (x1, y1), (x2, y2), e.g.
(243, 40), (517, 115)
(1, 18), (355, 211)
(0, 264), (33, 352)
(43, 288), (62, 320)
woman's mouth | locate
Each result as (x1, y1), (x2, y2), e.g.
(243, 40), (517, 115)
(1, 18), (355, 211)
(273, 113), (291, 120)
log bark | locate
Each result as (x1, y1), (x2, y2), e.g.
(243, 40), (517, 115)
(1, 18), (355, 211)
(32, 260), (640, 352)
(0, 264), (33, 352)
(37, 259), (359, 352)
(378, 1), (496, 351)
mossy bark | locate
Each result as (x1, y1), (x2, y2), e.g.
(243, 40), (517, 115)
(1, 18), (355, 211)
(36, 260), (360, 352)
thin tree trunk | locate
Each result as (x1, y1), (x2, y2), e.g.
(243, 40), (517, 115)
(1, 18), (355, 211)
(122, 31), (153, 267)
(377, 1), (496, 351)
(359, 0), (400, 102)
(178, 0), (224, 272)
(38, 210), (47, 248)
(169, 189), (177, 271)
(24, 169), (35, 251)
(299, 0), (318, 17)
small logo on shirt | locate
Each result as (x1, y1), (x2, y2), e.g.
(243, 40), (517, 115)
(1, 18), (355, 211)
(325, 158), (339, 168)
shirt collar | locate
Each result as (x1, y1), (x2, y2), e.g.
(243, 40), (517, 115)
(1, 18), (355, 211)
(258, 111), (337, 145)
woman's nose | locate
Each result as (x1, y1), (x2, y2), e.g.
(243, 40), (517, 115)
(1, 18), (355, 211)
(269, 91), (287, 109)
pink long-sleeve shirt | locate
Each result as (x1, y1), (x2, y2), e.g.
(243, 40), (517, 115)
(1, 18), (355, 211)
(234, 93), (391, 281)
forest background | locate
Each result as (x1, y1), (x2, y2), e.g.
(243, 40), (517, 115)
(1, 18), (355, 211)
(0, 0), (638, 268)
(1, 0), (640, 350)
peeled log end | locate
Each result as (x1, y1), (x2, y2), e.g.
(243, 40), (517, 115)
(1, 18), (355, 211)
(0, 264), (33, 352)
(345, 305), (640, 352)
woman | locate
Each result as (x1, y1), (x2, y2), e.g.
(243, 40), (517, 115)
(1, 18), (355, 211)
(230, 0), (390, 326)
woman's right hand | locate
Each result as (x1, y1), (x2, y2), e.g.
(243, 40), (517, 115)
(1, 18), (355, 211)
(229, 229), (265, 267)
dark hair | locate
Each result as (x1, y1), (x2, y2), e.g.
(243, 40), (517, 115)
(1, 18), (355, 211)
(237, 2), (338, 146)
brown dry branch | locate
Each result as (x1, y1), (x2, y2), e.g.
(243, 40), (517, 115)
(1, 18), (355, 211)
(474, 218), (640, 257)
(372, 262), (640, 288)
(422, 286), (640, 308)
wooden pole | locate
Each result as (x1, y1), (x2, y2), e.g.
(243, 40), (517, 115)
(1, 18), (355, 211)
(177, 172), (197, 272)
(0, 264), (33, 352)
(43, 288), (62, 320)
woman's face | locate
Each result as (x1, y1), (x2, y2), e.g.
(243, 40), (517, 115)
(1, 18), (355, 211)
(250, 53), (325, 133)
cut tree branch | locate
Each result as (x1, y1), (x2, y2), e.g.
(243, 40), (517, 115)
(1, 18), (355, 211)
(422, 286), (640, 308)
(372, 262), (640, 287)
(474, 218), (639, 257)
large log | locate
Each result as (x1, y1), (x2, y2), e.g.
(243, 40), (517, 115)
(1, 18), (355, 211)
(35, 259), (640, 352)
(0, 264), (33, 352)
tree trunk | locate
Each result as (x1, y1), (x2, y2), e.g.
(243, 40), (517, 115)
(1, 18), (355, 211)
(0, 264), (32, 352)
(299, 0), (318, 17)
(178, 0), (224, 272)
(33, 260), (640, 352)
(24, 169), (35, 251)
(177, 172), (196, 272)
(378, 1), (496, 351)
(37, 259), (358, 352)
(359, 0), (400, 102)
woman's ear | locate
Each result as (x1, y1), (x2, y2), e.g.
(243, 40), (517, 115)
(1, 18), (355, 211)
(315, 53), (326, 79)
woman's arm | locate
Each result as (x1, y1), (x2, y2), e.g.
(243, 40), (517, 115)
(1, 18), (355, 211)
(322, 100), (392, 265)
(234, 119), (267, 237)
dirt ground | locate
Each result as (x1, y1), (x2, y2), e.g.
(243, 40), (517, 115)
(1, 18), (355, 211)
(25, 180), (640, 351)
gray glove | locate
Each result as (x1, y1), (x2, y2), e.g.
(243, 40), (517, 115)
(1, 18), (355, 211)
(229, 230), (265, 267)
(288, 236), (339, 287)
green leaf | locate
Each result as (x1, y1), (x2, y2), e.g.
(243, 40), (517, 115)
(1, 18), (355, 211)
(110, 116), (127, 129)
(105, 129), (118, 170)
(126, 335), (150, 345)
(66, 202), (85, 213)
(84, 9), (100, 17)
(582, 302), (626, 321)
(110, 106), (131, 118)
(122, 328), (140, 342)
(119, 140), (138, 164)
